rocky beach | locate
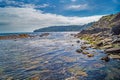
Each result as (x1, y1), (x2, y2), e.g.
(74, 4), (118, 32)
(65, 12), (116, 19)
(75, 12), (120, 61)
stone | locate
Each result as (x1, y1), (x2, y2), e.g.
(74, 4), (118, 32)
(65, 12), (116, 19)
(82, 51), (89, 55)
(111, 25), (120, 35)
(76, 49), (82, 53)
(65, 77), (77, 80)
(87, 54), (94, 57)
(0, 34), (30, 40)
(101, 45), (113, 49)
(39, 33), (49, 37)
(109, 54), (120, 59)
(112, 38), (120, 43)
(76, 40), (80, 43)
(7, 77), (13, 80)
(96, 42), (104, 47)
(101, 56), (110, 62)
(105, 48), (120, 53)
(81, 46), (87, 50)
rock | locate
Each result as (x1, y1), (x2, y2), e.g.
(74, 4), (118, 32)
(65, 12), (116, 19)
(82, 51), (89, 55)
(112, 38), (120, 43)
(109, 54), (120, 59)
(68, 67), (88, 77)
(81, 45), (87, 50)
(111, 25), (120, 35)
(96, 42), (104, 47)
(87, 54), (94, 57)
(101, 56), (110, 62)
(0, 34), (30, 40)
(105, 48), (120, 53)
(104, 38), (112, 42)
(101, 45), (113, 49)
(7, 77), (13, 80)
(76, 40), (80, 43)
(39, 33), (49, 37)
(65, 77), (77, 80)
(31, 75), (40, 80)
(76, 49), (82, 53)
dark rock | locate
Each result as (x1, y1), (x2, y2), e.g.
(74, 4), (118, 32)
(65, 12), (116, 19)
(112, 38), (120, 43)
(105, 48), (120, 54)
(101, 56), (110, 62)
(76, 40), (80, 43)
(96, 42), (103, 47)
(76, 49), (82, 53)
(111, 25), (120, 35)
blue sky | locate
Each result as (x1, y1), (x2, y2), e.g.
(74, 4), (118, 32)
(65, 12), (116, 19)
(0, 0), (120, 33)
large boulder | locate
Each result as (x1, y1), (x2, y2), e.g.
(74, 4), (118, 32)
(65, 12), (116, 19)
(111, 25), (120, 35)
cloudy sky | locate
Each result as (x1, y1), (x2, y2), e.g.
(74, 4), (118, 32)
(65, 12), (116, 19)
(0, 0), (120, 33)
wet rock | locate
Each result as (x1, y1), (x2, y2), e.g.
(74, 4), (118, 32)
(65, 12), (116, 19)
(105, 48), (120, 54)
(82, 51), (89, 55)
(81, 45), (87, 50)
(101, 45), (113, 49)
(76, 49), (82, 53)
(68, 67), (88, 77)
(76, 40), (80, 43)
(65, 76), (77, 80)
(109, 54), (120, 59)
(87, 54), (94, 57)
(39, 33), (49, 37)
(0, 34), (30, 40)
(101, 56), (110, 62)
(7, 77), (14, 80)
(31, 75), (40, 80)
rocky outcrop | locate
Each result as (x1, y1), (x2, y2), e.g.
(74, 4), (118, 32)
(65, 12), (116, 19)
(0, 34), (30, 40)
(105, 48), (120, 54)
(111, 25), (120, 35)
(76, 12), (120, 60)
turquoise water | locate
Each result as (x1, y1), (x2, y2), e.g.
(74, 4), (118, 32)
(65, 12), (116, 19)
(0, 32), (120, 80)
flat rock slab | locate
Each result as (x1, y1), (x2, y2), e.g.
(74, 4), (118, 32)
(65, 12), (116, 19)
(105, 48), (120, 53)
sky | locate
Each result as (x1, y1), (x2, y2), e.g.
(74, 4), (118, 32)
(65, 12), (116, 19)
(0, 0), (120, 33)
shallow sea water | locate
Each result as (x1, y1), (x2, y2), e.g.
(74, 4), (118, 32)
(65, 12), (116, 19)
(0, 32), (120, 80)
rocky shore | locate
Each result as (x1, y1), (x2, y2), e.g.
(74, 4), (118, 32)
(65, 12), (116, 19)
(0, 34), (30, 40)
(75, 12), (120, 61)
(0, 33), (50, 40)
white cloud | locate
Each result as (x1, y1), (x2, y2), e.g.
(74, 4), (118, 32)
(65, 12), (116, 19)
(21, 3), (49, 8)
(0, 7), (103, 32)
(66, 4), (89, 11)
